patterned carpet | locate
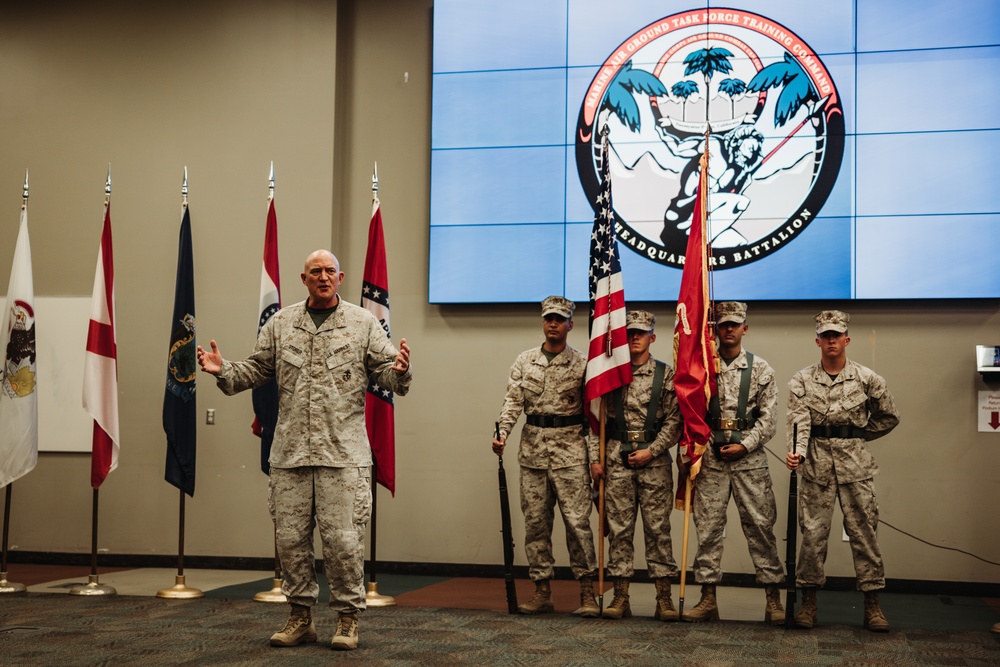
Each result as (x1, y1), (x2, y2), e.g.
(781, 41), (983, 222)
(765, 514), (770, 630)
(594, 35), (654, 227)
(2, 591), (999, 667)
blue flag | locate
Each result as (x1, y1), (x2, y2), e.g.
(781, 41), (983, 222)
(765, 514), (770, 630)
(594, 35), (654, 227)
(163, 206), (197, 495)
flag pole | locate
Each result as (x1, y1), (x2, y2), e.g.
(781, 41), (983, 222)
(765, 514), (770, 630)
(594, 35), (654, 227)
(71, 167), (116, 598)
(678, 471), (693, 617)
(158, 167), (203, 600)
(254, 161), (287, 604)
(365, 161), (395, 608)
(597, 397), (607, 614)
(0, 485), (26, 595)
(69, 487), (116, 596)
(674, 133), (715, 620)
(0, 171), (31, 596)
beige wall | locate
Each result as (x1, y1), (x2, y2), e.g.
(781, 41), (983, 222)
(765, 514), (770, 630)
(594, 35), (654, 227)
(1, 1), (998, 585)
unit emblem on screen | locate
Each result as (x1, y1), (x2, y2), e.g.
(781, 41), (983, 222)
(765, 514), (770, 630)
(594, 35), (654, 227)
(2, 300), (36, 399)
(576, 9), (844, 270)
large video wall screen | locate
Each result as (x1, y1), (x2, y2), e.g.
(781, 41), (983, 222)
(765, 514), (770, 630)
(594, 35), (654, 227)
(430, 1), (1000, 302)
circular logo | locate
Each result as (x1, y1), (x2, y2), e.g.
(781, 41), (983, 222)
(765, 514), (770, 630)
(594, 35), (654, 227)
(575, 9), (844, 269)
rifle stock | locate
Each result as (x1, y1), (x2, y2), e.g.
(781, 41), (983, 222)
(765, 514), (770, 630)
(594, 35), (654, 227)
(785, 423), (798, 627)
(496, 422), (518, 613)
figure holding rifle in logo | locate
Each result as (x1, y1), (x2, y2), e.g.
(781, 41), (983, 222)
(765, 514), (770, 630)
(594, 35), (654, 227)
(588, 309), (681, 621)
(785, 310), (899, 632)
(492, 296), (599, 618)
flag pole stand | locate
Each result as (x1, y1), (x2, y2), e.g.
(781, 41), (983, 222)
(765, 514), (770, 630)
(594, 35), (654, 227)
(254, 541), (286, 603)
(156, 489), (202, 599)
(366, 460), (396, 607)
(0, 485), (26, 595)
(70, 489), (116, 596)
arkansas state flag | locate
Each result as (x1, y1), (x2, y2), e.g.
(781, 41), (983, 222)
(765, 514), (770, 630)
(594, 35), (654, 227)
(163, 206), (197, 496)
(362, 195), (395, 495)
(0, 204), (38, 489)
(251, 198), (280, 474)
(673, 148), (718, 509)
(83, 202), (120, 489)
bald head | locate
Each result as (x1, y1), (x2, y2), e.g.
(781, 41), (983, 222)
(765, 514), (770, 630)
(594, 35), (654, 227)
(301, 249), (343, 309)
(304, 249), (340, 274)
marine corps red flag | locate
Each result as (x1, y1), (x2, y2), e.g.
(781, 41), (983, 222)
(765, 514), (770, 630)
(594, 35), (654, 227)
(362, 193), (395, 495)
(251, 195), (281, 475)
(83, 200), (119, 488)
(673, 147), (718, 509)
(584, 136), (632, 430)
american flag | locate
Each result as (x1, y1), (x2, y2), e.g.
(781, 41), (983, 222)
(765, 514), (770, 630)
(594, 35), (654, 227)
(584, 136), (632, 432)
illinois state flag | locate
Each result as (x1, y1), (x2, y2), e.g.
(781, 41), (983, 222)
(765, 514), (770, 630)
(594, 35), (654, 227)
(673, 148), (718, 509)
(584, 136), (631, 432)
(251, 198), (280, 474)
(0, 205), (38, 489)
(163, 206), (197, 496)
(362, 195), (395, 495)
(83, 202), (120, 489)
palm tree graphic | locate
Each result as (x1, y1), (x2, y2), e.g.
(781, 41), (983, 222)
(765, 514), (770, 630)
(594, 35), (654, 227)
(671, 80), (699, 121)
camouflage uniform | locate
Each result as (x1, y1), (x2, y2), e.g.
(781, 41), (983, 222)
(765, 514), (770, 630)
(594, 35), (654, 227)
(589, 357), (681, 579)
(497, 344), (597, 581)
(692, 349), (783, 585)
(787, 359), (899, 591)
(216, 299), (411, 611)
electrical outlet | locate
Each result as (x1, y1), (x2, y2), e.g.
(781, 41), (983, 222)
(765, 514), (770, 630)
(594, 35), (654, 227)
(206, 408), (215, 425)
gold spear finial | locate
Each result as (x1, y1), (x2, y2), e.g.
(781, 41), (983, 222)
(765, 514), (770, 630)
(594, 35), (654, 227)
(182, 166), (189, 208)
(105, 164), (112, 201)
(268, 161), (275, 198)
(22, 168), (29, 204)
(372, 161), (379, 198)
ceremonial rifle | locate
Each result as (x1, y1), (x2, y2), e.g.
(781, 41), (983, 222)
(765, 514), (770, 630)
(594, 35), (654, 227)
(496, 422), (518, 613)
(785, 423), (798, 627)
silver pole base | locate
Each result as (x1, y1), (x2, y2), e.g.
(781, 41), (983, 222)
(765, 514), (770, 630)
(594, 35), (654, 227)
(69, 574), (117, 597)
(0, 572), (26, 595)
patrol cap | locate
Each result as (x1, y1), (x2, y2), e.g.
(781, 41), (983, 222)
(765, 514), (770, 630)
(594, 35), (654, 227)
(626, 310), (655, 332)
(715, 301), (747, 325)
(541, 295), (575, 319)
(815, 309), (850, 334)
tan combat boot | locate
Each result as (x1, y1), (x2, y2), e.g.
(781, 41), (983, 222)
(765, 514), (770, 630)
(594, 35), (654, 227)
(269, 603), (318, 647)
(653, 578), (679, 622)
(330, 610), (359, 650)
(681, 584), (719, 622)
(794, 587), (818, 629)
(863, 591), (890, 632)
(578, 577), (600, 618)
(764, 585), (786, 625)
(602, 578), (631, 619)
(518, 580), (555, 615)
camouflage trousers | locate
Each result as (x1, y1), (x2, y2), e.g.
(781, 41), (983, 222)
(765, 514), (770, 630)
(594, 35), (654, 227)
(269, 466), (372, 611)
(797, 476), (884, 591)
(604, 463), (677, 579)
(520, 465), (597, 581)
(691, 466), (784, 585)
